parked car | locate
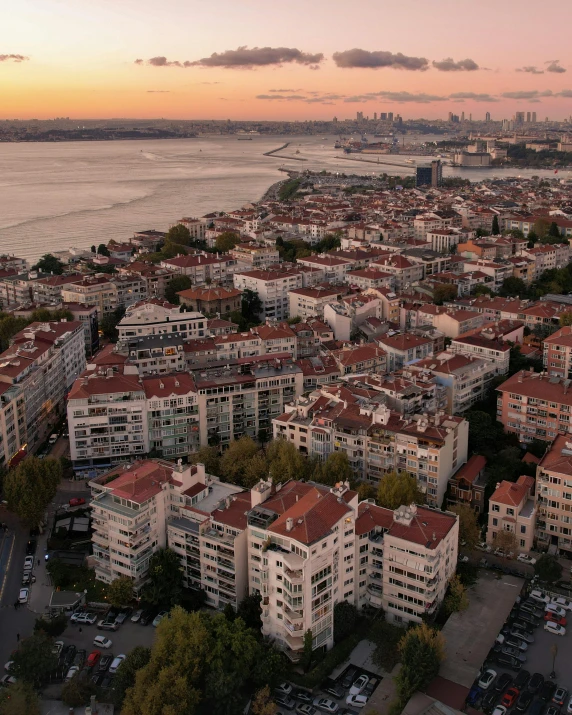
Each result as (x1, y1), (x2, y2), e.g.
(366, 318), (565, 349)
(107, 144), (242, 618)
(25, 540), (36, 556)
(544, 621), (566, 636)
(566, 695), (572, 714)
(18, 588), (29, 604)
(69, 497), (86, 507)
(93, 636), (112, 649)
(546, 707), (560, 715)
(515, 691), (533, 712)
(86, 651), (101, 668)
(504, 636), (527, 652)
(21, 572), (36, 586)
(139, 609), (156, 626)
(482, 691), (499, 714)
(501, 687), (520, 708)
(518, 613), (540, 628)
(295, 691), (313, 705)
(545, 603), (567, 618)
(96, 620), (118, 631)
(544, 614), (567, 627)
(100, 673), (114, 690)
(312, 699), (339, 714)
(90, 672), (105, 688)
(98, 654), (113, 672)
(510, 628), (534, 644)
(466, 686), (483, 708)
(517, 554), (536, 565)
(553, 688), (569, 707)
(528, 673), (544, 694)
(479, 670), (497, 690)
(131, 609), (143, 623)
(0, 675), (16, 687)
(108, 655), (126, 674)
(494, 673), (513, 692)
(540, 682), (557, 702)
(350, 675), (369, 696)
(73, 650), (86, 669)
(529, 589), (550, 604)
(501, 646), (526, 663)
(477, 541), (492, 552)
(528, 702), (544, 715)
(65, 665), (79, 682)
(51, 641), (64, 656)
(514, 671), (531, 690)
(345, 695), (368, 709)
(520, 602), (544, 618)
(551, 596), (572, 611)
(275, 695), (296, 711)
(114, 611), (129, 625)
(494, 654), (522, 670)
(296, 706), (317, 715)
(492, 706), (508, 715)
(323, 684), (345, 700)
(152, 610), (168, 627)
(276, 683), (293, 696)
(341, 668), (358, 689)
(60, 645), (76, 668)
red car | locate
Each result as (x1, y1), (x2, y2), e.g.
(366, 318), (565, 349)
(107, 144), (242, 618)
(69, 498), (86, 507)
(86, 650), (101, 668)
(544, 613), (567, 627)
(501, 687), (520, 707)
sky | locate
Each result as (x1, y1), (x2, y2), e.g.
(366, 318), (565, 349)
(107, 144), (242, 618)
(2, 0), (572, 121)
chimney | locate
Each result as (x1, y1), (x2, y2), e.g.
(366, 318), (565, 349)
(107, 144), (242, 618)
(286, 517), (294, 532)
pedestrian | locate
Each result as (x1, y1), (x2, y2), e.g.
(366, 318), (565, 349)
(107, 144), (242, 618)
(78, 627), (82, 633)
(37, 559), (40, 567)
(16, 633), (19, 642)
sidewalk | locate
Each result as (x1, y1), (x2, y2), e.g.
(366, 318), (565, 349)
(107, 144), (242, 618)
(28, 522), (53, 615)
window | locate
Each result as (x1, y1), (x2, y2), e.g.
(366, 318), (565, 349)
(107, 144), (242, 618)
(492, 518), (498, 527)
(520, 525), (526, 534)
(492, 504), (500, 512)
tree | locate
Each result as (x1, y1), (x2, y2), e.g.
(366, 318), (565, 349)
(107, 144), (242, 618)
(334, 601), (359, 643)
(450, 504), (480, 550)
(473, 284), (493, 296)
(0, 315), (30, 351)
(4, 457), (62, 527)
(236, 593), (262, 632)
(433, 284), (457, 305)
(142, 549), (183, 607)
(357, 482), (377, 501)
(465, 411), (497, 454)
(189, 445), (221, 476)
(0, 681), (41, 715)
(314, 451), (354, 487)
(30, 308), (73, 323)
(549, 222), (561, 239)
(220, 436), (260, 485)
(492, 529), (517, 554)
(533, 218), (550, 239)
(215, 232), (240, 253)
(10, 633), (58, 687)
(242, 289), (263, 323)
(252, 686), (278, 715)
(560, 312), (572, 327)
(113, 646), (152, 707)
(32, 254), (64, 275)
(91, 245), (97, 253)
(371, 620), (403, 673)
(108, 576), (134, 607)
(492, 215), (500, 235)
(534, 554), (563, 584)
(377, 471), (425, 510)
(266, 439), (305, 484)
(499, 276), (527, 297)
(243, 453), (271, 488)
(61, 675), (97, 707)
(165, 275), (193, 305)
(99, 306), (126, 342)
(251, 642), (286, 689)
(395, 623), (445, 706)
(33, 613), (67, 637)
(300, 629), (314, 673)
(165, 224), (192, 246)
(121, 607), (209, 715)
(444, 575), (469, 615)
(258, 428), (269, 448)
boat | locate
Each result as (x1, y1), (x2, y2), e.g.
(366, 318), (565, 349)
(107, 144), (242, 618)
(237, 137), (252, 141)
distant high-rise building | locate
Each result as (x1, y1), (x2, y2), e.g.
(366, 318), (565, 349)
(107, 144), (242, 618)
(380, 112), (387, 120)
(526, 112), (531, 123)
(469, 113), (472, 122)
(448, 112), (453, 122)
(515, 111), (525, 125)
(416, 160), (441, 188)
(485, 112), (491, 122)
(461, 111), (465, 122)
(388, 112), (394, 121)
(532, 112), (537, 123)
(373, 112), (377, 120)
(431, 159), (442, 188)
(356, 111), (363, 121)
(333, 116), (338, 123)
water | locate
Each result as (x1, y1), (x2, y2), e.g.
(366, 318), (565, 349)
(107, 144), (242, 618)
(0, 135), (569, 262)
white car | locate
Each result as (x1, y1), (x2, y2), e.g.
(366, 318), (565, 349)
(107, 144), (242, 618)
(552, 596), (572, 611)
(4, 662), (13, 673)
(566, 695), (572, 715)
(0, 675), (16, 687)
(65, 666), (79, 681)
(517, 554), (537, 565)
(545, 604), (567, 619)
(109, 654), (126, 674)
(350, 674), (369, 696)
(275, 683), (293, 695)
(544, 621), (566, 636)
(312, 698), (339, 714)
(477, 542), (492, 553)
(346, 694), (369, 709)
(18, 588), (29, 604)
(152, 610), (168, 627)
(458, 555), (469, 563)
(130, 609), (143, 623)
(492, 707), (507, 715)
(93, 636), (112, 649)
(478, 669), (497, 690)
(51, 641), (64, 655)
(23, 556), (34, 570)
(530, 589), (551, 604)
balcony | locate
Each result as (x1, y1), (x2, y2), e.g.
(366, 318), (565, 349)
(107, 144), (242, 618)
(285, 567), (303, 583)
(284, 604), (304, 622)
(284, 620), (304, 634)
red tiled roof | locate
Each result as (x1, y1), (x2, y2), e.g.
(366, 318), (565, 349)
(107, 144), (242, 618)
(489, 475), (534, 507)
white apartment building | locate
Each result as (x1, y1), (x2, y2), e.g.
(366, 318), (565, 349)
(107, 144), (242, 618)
(160, 254), (237, 286)
(296, 256), (353, 283)
(535, 435), (572, 556)
(61, 274), (147, 317)
(0, 383), (26, 468)
(116, 300), (207, 347)
(234, 268), (303, 321)
(288, 286), (345, 321)
(230, 243), (280, 270)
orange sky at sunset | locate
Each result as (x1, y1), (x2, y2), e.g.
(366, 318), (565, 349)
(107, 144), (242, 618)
(2, 0), (572, 121)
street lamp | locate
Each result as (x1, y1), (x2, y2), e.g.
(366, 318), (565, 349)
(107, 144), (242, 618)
(550, 643), (558, 679)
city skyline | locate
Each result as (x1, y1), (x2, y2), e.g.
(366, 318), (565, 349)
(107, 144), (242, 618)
(2, 0), (572, 120)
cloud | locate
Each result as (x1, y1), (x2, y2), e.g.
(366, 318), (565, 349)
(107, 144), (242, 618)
(199, 81), (221, 85)
(268, 88), (301, 92)
(188, 46), (324, 68)
(256, 92), (344, 104)
(546, 61), (566, 73)
(558, 89), (572, 97)
(256, 94), (309, 101)
(147, 90), (170, 93)
(501, 90), (553, 99)
(0, 54), (29, 62)
(516, 66), (544, 74)
(332, 48), (428, 70)
(432, 57), (479, 71)
(449, 92), (498, 102)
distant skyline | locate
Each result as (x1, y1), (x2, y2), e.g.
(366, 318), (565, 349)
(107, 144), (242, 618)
(2, 0), (572, 121)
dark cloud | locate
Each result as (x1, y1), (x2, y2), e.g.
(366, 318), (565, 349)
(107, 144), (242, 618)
(546, 61), (566, 73)
(432, 57), (479, 71)
(516, 66), (544, 74)
(343, 90), (446, 103)
(558, 89), (572, 97)
(332, 49), (428, 71)
(0, 54), (29, 62)
(449, 92), (498, 102)
(188, 46), (324, 68)
(501, 90), (553, 99)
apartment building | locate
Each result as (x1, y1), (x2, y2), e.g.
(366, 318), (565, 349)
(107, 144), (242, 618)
(234, 268), (303, 321)
(0, 320), (85, 450)
(296, 255), (353, 283)
(330, 344), (387, 376)
(31, 273), (86, 305)
(177, 217), (207, 242)
(61, 274), (147, 317)
(544, 326), (572, 379)
(486, 475), (536, 554)
(176, 286), (242, 316)
(116, 300), (207, 347)
(62, 303), (99, 357)
(370, 255), (423, 290)
(535, 434), (572, 556)
(230, 243), (280, 269)
(447, 454), (487, 514)
(160, 254), (237, 286)
(496, 371), (572, 444)
(0, 383), (26, 468)
(344, 268), (394, 292)
(376, 332), (433, 372)
(117, 263), (176, 300)
(288, 286), (345, 321)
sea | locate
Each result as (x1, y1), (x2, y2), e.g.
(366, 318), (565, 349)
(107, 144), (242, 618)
(0, 134), (570, 263)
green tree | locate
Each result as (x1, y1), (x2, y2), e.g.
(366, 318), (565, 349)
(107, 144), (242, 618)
(300, 629), (314, 673)
(142, 549), (183, 607)
(371, 620), (403, 673)
(395, 623), (445, 706)
(433, 284), (457, 305)
(334, 601), (359, 644)
(165, 224), (192, 247)
(0, 315), (31, 351)
(560, 312), (572, 327)
(243, 453), (270, 488)
(534, 554), (563, 584)
(492, 215), (500, 235)
(10, 633), (58, 687)
(165, 275), (193, 305)
(251, 686), (278, 715)
(444, 575), (469, 615)
(548, 222), (561, 238)
(242, 289), (263, 323)
(4, 457), (62, 528)
(314, 451), (354, 487)
(533, 218), (550, 239)
(499, 276), (528, 297)
(113, 645), (152, 707)
(32, 254), (64, 275)
(121, 607), (209, 715)
(220, 436), (260, 485)
(465, 411), (498, 454)
(266, 439), (306, 484)
(108, 575), (134, 607)
(189, 445), (221, 476)
(30, 308), (74, 323)
(215, 232), (240, 253)
(0, 681), (41, 715)
(473, 284), (493, 296)
(526, 229), (538, 247)
(251, 642), (286, 689)
(492, 529), (517, 554)
(450, 504), (480, 550)
(236, 593), (262, 632)
(99, 306), (126, 342)
(377, 471), (425, 510)
(33, 613), (67, 637)
(61, 675), (97, 707)
(357, 482), (377, 501)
